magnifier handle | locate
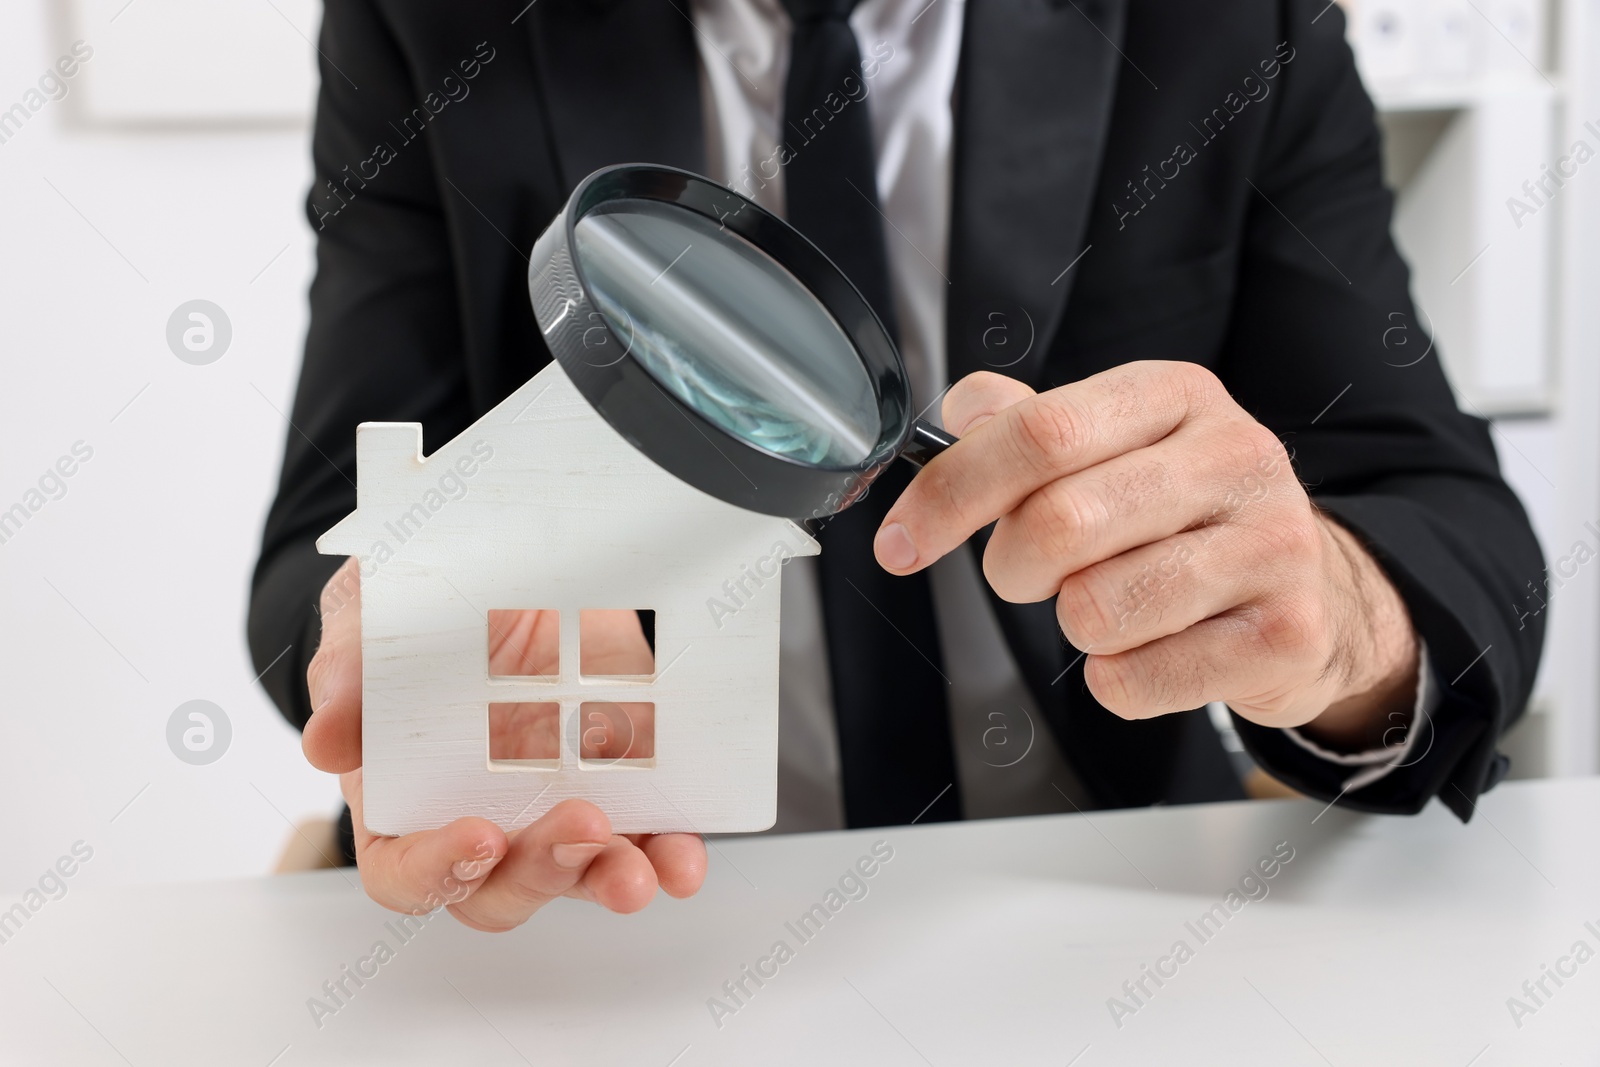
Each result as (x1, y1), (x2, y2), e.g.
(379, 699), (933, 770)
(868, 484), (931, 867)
(902, 419), (958, 468)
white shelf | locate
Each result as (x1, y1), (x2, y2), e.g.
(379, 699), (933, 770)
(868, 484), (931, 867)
(1370, 72), (1559, 111)
(1349, 0), (1600, 774)
(1379, 83), (1558, 417)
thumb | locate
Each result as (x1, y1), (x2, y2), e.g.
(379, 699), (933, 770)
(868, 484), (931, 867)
(943, 371), (1037, 436)
(303, 557), (363, 773)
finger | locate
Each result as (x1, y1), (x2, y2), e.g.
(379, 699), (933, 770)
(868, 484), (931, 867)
(638, 833), (708, 899)
(574, 836), (662, 914)
(1052, 528), (1268, 656)
(447, 799), (614, 932)
(877, 361), (1225, 575)
(941, 370), (1036, 436)
(1085, 599), (1332, 727)
(304, 558), (363, 773)
(982, 419), (1287, 603)
(343, 769), (509, 914)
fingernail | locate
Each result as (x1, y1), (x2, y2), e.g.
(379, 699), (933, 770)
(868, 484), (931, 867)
(452, 852), (501, 881)
(961, 413), (994, 434)
(551, 841), (607, 870)
(874, 522), (918, 571)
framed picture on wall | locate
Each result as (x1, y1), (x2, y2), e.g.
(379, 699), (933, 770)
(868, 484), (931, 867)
(58, 0), (317, 126)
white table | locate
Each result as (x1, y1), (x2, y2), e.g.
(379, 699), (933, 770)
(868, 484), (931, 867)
(2, 778), (1596, 1065)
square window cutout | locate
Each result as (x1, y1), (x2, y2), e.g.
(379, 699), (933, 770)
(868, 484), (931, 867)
(488, 702), (560, 769)
(578, 701), (655, 768)
(488, 609), (559, 679)
(579, 609), (655, 678)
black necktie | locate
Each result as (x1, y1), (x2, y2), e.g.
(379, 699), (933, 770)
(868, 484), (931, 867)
(779, 0), (963, 827)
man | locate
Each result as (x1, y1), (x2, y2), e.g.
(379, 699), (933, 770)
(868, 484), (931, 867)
(249, 0), (1545, 931)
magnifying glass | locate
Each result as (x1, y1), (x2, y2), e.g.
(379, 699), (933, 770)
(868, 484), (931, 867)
(528, 163), (956, 520)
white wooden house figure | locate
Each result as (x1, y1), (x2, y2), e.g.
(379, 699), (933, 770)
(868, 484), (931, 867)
(318, 360), (819, 836)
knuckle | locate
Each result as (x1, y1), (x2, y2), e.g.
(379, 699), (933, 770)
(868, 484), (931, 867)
(1084, 654), (1141, 716)
(910, 459), (971, 535)
(1251, 507), (1322, 563)
(1178, 359), (1223, 392)
(945, 370), (1000, 415)
(1233, 420), (1292, 488)
(305, 645), (332, 697)
(922, 461), (963, 517)
(495, 869), (560, 911)
(1171, 360), (1226, 410)
(1242, 597), (1323, 663)
(1244, 419), (1290, 467)
(320, 558), (361, 615)
(1056, 571), (1122, 650)
(981, 538), (1040, 603)
(1104, 455), (1172, 514)
(1020, 483), (1102, 566)
(306, 633), (358, 708)
(1106, 560), (1158, 631)
(1010, 396), (1090, 469)
(318, 603), (360, 650)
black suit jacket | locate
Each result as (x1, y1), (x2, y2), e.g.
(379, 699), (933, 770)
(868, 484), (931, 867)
(249, 0), (1546, 822)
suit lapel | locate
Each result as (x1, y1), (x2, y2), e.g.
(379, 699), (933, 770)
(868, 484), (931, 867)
(946, 0), (1127, 388)
(523, 0), (706, 193)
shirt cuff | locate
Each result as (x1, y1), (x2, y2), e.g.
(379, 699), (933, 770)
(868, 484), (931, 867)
(1273, 641), (1436, 795)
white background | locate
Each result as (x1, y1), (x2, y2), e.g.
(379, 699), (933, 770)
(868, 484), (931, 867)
(0, 0), (337, 894)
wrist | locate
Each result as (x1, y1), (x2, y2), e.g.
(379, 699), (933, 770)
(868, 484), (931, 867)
(1301, 513), (1420, 751)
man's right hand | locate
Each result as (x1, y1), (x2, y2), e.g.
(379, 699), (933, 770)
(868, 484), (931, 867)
(303, 558), (708, 931)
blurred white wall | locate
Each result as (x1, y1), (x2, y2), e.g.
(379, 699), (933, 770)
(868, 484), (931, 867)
(0, 0), (339, 893)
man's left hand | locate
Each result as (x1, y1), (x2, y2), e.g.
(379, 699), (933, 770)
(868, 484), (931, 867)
(875, 362), (1419, 749)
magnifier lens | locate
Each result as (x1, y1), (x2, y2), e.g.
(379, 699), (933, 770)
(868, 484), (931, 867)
(573, 200), (880, 468)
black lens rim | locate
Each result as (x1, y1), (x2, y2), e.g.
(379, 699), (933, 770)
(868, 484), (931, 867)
(528, 163), (912, 519)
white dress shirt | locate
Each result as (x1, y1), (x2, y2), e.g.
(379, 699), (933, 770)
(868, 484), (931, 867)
(687, 0), (1428, 832)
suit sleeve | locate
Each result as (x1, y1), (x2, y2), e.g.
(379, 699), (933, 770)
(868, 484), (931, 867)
(247, 0), (475, 729)
(1218, 0), (1546, 820)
